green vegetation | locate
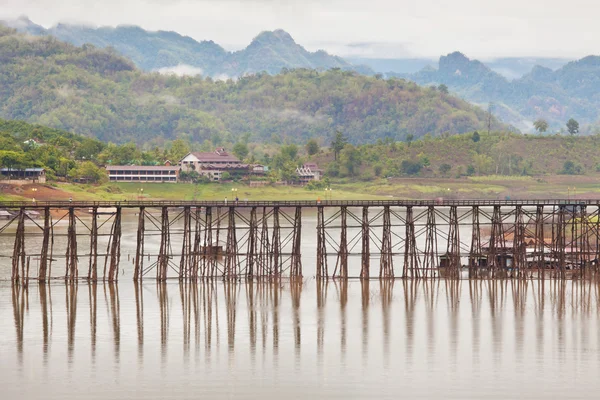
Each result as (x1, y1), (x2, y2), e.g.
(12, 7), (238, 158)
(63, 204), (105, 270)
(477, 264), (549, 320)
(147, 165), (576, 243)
(0, 26), (500, 146)
(307, 131), (600, 180)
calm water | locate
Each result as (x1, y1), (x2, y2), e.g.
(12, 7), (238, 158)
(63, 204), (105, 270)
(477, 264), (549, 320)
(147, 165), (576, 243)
(1, 279), (599, 399)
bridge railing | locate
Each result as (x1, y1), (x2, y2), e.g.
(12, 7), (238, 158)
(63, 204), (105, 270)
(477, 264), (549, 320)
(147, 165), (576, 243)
(0, 199), (596, 208)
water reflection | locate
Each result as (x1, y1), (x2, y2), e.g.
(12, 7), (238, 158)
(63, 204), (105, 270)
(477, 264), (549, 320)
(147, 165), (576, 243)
(6, 279), (600, 399)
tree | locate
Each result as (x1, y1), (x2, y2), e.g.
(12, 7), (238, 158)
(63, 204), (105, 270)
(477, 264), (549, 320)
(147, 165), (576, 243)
(561, 160), (583, 175)
(232, 141), (249, 160)
(169, 139), (190, 162)
(566, 118), (579, 136)
(68, 161), (107, 183)
(439, 163), (452, 175)
(472, 131), (480, 142)
(406, 133), (414, 147)
(438, 84), (449, 94)
(305, 139), (319, 155)
(340, 144), (361, 176)
(533, 119), (549, 134)
(331, 131), (348, 161)
(400, 160), (422, 175)
(486, 103), (494, 135)
(473, 154), (493, 175)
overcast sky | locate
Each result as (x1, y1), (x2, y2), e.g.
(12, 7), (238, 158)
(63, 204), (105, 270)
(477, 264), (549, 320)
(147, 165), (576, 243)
(0, 0), (596, 59)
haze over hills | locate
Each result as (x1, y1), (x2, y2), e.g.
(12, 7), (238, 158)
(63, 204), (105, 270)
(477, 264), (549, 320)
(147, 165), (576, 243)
(388, 52), (600, 132)
(2, 16), (373, 77)
(3, 17), (599, 133)
(0, 26), (500, 145)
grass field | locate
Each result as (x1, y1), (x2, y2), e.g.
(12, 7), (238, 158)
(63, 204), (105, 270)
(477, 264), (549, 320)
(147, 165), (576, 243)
(1, 175), (599, 202)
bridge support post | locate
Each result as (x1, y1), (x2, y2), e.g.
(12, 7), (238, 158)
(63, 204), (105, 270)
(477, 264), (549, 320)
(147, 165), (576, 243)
(360, 206), (369, 279)
(107, 206), (122, 282)
(259, 207), (270, 277)
(157, 206), (170, 281)
(334, 206), (348, 279)
(424, 206), (438, 279)
(447, 205), (460, 279)
(380, 206), (393, 278)
(271, 207), (281, 277)
(513, 205), (526, 278)
(469, 206), (481, 279)
(224, 206), (238, 278)
(179, 206), (192, 280)
(290, 206), (302, 278)
(88, 207), (98, 281)
(39, 207), (51, 282)
(134, 207), (145, 281)
(12, 208), (26, 283)
(403, 205), (419, 278)
(246, 207), (258, 278)
(316, 206), (328, 279)
(535, 205), (545, 279)
(65, 207), (78, 281)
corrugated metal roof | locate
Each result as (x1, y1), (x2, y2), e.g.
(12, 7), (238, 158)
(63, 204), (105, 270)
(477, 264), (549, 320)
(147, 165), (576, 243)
(106, 165), (180, 171)
(0, 168), (45, 172)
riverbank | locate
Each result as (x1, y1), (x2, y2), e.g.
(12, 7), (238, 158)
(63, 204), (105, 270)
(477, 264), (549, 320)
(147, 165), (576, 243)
(1, 174), (599, 202)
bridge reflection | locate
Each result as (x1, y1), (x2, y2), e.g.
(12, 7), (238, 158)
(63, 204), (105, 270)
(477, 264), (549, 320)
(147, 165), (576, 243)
(9, 279), (600, 366)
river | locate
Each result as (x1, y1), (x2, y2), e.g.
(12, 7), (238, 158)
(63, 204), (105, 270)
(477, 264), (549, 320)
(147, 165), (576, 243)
(1, 278), (599, 399)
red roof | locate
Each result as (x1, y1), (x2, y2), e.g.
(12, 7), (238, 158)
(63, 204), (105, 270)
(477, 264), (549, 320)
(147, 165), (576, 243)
(189, 149), (241, 163)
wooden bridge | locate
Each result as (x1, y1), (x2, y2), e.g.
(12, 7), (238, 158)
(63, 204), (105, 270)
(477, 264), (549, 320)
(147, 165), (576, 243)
(2, 199), (600, 282)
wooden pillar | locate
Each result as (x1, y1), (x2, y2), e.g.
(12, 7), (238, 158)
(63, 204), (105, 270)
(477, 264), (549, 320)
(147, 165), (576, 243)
(88, 207), (98, 282)
(133, 207), (145, 281)
(259, 207), (270, 277)
(512, 205), (526, 278)
(202, 206), (213, 277)
(535, 205), (545, 279)
(190, 207), (202, 280)
(447, 205), (460, 279)
(423, 206), (438, 279)
(271, 207), (281, 277)
(468, 206), (481, 279)
(316, 206), (328, 279)
(403, 206), (419, 278)
(224, 206), (238, 278)
(380, 206), (394, 278)
(335, 206), (348, 278)
(157, 206), (170, 281)
(179, 206), (192, 280)
(38, 207), (51, 282)
(246, 207), (258, 278)
(107, 206), (122, 282)
(290, 207), (302, 277)
(12, 208), (26, 283)
(65, 207), (78, 281)
(556, 206), (566, 279)
(360, 206), (370, 279)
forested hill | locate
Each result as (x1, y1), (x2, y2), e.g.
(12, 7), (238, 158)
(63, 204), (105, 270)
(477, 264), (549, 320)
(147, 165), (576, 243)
(3, 17), (372, 77)
(0, 26), (504, 145)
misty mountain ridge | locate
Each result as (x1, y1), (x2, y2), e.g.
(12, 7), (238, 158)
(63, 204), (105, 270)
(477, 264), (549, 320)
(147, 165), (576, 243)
(3, 16), (372, 77)
(0, 25), (501, 146)
(387, 51), (600, 131)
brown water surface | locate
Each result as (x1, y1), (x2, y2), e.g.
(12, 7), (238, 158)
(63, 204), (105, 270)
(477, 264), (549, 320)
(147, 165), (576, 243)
(0, 279), (598, 399)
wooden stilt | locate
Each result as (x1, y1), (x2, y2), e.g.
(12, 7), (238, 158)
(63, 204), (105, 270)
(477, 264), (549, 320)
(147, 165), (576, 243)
(360, 206), (370, 279)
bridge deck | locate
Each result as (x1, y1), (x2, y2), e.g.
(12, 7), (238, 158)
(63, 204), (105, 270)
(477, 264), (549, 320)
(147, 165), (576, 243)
(0, 199), (595, 208)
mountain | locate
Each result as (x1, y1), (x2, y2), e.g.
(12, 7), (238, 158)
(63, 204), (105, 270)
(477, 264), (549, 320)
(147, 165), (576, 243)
(347, 56), (570, 79)
(0, 26), (502, 145)
(390, 52), (600, 131)
(2, 16), (372, 77)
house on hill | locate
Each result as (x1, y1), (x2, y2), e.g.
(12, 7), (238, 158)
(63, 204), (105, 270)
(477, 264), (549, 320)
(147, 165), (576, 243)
(296, 163), (323, 185)
(179, 148), (249, 181)
(0, 168), (46, 183)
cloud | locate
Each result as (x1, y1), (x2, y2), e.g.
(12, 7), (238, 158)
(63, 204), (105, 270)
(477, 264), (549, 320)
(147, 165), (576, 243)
(155, 64), (204, 76)
(0, 0), (599, 59)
